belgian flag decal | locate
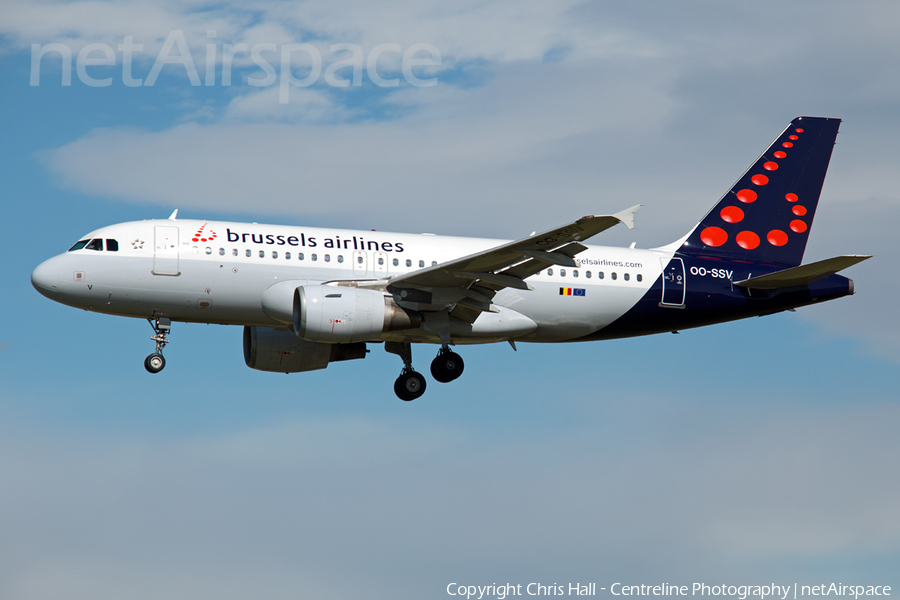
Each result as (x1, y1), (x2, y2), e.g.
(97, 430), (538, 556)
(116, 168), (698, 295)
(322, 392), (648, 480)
(559, 288), (586, 296)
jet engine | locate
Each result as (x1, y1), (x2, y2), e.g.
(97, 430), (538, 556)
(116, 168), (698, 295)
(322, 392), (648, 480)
(243, 326), (366, 373)
(293, 285), (421, 343)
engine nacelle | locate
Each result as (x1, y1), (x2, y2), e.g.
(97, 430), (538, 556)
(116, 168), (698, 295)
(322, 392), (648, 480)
(293, 285), (420, 343)
(261, 279), (308, 324)
(243, 326), (366, 373)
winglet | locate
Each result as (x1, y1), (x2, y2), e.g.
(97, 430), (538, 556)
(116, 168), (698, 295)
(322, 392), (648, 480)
(168, 209), (179, 221)
(612, 204), (641, 230)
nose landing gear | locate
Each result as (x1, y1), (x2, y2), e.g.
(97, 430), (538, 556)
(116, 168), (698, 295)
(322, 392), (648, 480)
(144, 353), (165, 373)
(144, 317), (171, 374)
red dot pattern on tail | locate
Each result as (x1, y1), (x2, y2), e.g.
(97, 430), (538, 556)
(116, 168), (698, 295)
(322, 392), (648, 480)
(767, 230), (788, 246)
(702, 124), (816, 251)
(736, 231), (760, 249)
(737, 189), (757, 203)
(720, 206), (744, 223)
(700, 226), (728, 247)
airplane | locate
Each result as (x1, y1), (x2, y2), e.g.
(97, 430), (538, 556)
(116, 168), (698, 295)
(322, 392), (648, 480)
(31, 116), (870, 401)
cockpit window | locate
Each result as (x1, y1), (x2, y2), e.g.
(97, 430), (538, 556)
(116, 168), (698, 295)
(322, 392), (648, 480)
(68, 240), (89, 252)
(85, 239), (103, 251)
(106, 239), (119, 252)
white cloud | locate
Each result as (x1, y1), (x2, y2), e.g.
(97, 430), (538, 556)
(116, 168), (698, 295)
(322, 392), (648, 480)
(224, 86), (352, 122)
(0, 0), (612, 66)
(0, 0), (247, 55)
(44, 60), (676, 229)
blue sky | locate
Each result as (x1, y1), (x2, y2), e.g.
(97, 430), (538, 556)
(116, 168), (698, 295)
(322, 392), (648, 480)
(1, 1), (899, 598)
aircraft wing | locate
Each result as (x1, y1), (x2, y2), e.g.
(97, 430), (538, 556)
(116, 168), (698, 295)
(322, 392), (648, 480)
(383, 205), (640, 321)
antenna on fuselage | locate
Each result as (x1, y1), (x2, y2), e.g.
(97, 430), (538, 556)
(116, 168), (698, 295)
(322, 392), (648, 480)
(168, 209), (179, 221)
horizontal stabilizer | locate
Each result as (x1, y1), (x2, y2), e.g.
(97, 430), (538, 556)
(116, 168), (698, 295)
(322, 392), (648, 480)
(734, 255), (871, 290)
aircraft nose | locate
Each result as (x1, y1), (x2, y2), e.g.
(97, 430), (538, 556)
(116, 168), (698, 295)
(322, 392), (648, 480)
(31, 256), (60, 298)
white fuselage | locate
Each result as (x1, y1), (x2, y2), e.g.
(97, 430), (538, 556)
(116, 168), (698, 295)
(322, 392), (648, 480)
(32, 219), (672, 344)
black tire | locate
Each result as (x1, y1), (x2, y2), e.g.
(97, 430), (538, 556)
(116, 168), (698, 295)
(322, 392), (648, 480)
(395, 371), (426, 401)
(144, 353), (166, 373)
(431, 351), (464, 383)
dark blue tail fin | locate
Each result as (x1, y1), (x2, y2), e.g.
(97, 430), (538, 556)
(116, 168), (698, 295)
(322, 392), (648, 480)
(679, 116), (841, 266)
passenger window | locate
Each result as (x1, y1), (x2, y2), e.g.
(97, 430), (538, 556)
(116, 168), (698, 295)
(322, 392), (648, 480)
(586, 271), (592, 279)
(598, 272), (604, 279)
(393, 258), (399, 266)
(560, 269), (566, 277)
(406, 259), (412, 267)
(68, 240), (89, 252)
(299, 253), (305, 260)
(624, 273), (630, 281)
(85, 239), (103, 251)
(419, 260), (425, 268)
(357, 256), (363, 264)
(245, 249), (251, 257)
(205, 247), (212, 255)
(611, 272), (617, 280)
(285, 252), (291, 260)
(312, 254), (318, 261)
(378, 257), (384, 265)
(232, 248), (238, 256)
(573, 270), (578, 278)
(338, 255), (344, 263)
(106, 239), (119, 252)
(218, 248), (225, 256)
(547, 268), (554, 276)
(432, 261), (437, 266)
(272, 251), (278, 259)
(637, 274), (643, 282)
(259, 250), (265, 258)
(324, 254), (331, 262)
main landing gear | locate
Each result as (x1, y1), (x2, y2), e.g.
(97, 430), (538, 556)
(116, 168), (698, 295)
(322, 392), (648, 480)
(386, 341), (426, 401)
(144, 317), (171, 374)
(431, 347), (464, 383)
(385, 342), (465, 401)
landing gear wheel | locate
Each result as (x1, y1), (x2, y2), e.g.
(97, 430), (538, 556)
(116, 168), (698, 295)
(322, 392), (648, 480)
(395, 371), (426, 401)
(145, 317), (172, 374)
(144, 353), (166, 373)
(431, 351), (464, 383)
